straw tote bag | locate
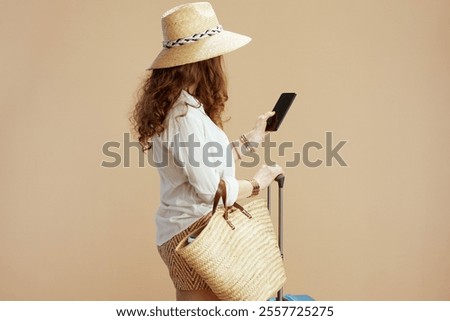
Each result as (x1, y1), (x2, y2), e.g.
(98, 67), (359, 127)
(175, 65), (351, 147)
(175, 180), (287, 301)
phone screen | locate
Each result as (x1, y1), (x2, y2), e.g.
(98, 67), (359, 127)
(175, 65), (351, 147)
(265, 92), (297, 131)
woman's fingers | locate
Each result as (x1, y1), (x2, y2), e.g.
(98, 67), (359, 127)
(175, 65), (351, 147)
(246, 111), (276, 145)
(258, 111), (275, 122)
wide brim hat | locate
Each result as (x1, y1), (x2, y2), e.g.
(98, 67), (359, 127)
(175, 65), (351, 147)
(149, 2), (251, 69)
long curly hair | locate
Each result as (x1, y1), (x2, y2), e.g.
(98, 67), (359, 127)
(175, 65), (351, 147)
(130, 56), (228, 152)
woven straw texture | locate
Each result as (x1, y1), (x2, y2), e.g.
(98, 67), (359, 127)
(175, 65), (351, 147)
(175, 198), (287, 301)
(150, 2), (251, 69)
(157, 213), (212, 291)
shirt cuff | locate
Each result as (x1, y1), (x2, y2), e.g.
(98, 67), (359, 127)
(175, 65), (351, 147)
(222, 176), (239, 207)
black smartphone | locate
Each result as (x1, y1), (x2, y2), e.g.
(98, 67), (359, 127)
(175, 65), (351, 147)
(265, 92), (297, 131)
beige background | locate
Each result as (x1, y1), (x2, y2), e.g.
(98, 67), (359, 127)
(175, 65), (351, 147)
(1, 0), (449, 300)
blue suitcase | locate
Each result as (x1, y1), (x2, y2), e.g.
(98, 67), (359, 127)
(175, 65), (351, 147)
(269, 175), (315, 301)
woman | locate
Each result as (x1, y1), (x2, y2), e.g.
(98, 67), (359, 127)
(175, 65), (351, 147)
(131, 2), (283, 301)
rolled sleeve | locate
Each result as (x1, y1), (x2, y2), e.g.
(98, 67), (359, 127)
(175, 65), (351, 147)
(221, 176), (239, 206)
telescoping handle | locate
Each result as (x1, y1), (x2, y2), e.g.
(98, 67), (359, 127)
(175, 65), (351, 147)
(275, 174), (285, 187)
(267, 174), (285, 301)
(267, 174), (285, 210)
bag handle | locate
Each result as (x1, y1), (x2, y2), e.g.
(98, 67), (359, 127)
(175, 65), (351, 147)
(212, 180), (227, 216)
(212, 180), (252, 230)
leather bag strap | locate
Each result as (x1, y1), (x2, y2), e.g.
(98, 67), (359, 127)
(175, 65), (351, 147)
(212, 180), (227, 216)
(212, 180), (252, 229)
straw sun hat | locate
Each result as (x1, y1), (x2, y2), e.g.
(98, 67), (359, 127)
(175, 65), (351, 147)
(150, 2), (251, 69)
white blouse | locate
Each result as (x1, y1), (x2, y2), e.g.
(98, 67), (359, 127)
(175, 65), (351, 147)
(152, 90), (239, 246)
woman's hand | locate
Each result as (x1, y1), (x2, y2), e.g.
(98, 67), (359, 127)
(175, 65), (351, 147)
(253, 163), (284, 190)
(245, 111), (275, 145)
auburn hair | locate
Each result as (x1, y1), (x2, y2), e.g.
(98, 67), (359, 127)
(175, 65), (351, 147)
(130, 56), (228, 152)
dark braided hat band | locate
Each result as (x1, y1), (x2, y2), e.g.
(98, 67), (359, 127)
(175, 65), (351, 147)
(163, 25), (223, 49)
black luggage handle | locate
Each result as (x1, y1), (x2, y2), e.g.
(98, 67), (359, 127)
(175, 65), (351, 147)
(268, 174), (285, 301)
(275, 174), (285, 187)
(268, 174), (285, 209)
